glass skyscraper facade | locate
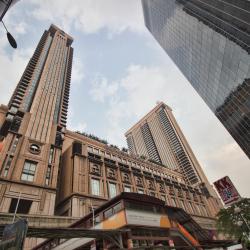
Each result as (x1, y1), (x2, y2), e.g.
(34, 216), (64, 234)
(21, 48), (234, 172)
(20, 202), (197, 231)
(142, 0), (250, 158)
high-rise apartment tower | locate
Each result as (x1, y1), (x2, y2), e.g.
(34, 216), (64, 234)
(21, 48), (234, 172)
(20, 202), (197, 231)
(125, 102), (221, 212)
(141, 0), (250, 158)
(0, 25), (73, 220)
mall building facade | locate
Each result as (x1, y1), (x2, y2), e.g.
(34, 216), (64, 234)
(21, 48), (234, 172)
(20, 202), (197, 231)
(0, 24), (222, 248)
(56, 128), (221, 230)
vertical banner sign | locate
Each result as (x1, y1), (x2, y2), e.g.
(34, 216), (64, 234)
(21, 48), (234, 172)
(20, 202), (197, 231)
(213, 176), (241, 206)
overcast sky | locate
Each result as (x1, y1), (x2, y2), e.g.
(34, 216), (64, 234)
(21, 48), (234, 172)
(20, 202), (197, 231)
(0, 0), (249, 197)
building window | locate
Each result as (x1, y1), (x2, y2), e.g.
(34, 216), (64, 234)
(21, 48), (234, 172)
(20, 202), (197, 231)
(159, 183), (165, 193)
(61, 210), (69, 216)
(9, 198), (32, 214)
(124, 186), (131, 192)
(45, 165), (52, 186)
(201, 205), (208, 216)
(48, 147), (54, 164)
(104, 208), (113, 218)
(195, 204), (201, 215)
(87, 146), (93, 152)
(10, 137), (19, 153)
(94, 215), (100, 224)
(93, 148), (99, 154)
(9, 116), (22, 132)
(148, 180), (155, 190)
(104, 202), (122, 219)
(2, 155), (13, 177)
(166, 197), (171, 205)
(21, 160), (37, 182)
(177, 189), (183, 197)
(186, 191), (191, 199)
(138, 189), (144, 194)
(171, 198), (176, 207)
(180, 200), (186, 211)
(169, 186), (175, 195)
(188, 202), (195, 214)
(108, 183), (117, 198)
(91, 179), (100, 196)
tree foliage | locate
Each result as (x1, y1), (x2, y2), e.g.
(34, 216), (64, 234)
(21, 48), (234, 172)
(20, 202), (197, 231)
(216, 198), (250, 247)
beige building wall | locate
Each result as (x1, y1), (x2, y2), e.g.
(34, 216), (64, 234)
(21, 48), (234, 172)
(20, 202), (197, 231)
(0, 25), (73, 220)
(56, 130), (221, 230)
(0, 110), (60, 216)
(147, 112), (179, 170)
(125, 102), (222, 211)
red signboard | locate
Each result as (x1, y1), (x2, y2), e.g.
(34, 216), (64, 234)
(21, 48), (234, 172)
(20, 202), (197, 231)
(214, 176), (241, 206)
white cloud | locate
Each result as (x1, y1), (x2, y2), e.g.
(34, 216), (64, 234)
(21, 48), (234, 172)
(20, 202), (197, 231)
(67, 106), (87, 132)
(71, 56), (85, 85)
(89, 64), (181, 145)
(28, 0), (145, 35)
(0, 45), (32, 105)
(89, 63), (250, 197)
(120, 64), (169, 115)
(0, 1), (31, 106)
(68, 122), (87, 132)
(203, 141), (250, 197)
(89, 75), (119, 102)
(3, 1), (28, 36)
(13, 21), (27, 35)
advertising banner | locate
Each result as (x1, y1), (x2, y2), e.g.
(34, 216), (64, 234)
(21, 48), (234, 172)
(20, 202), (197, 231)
(214, 176), (241, 206)
(1, 219), (28, 250)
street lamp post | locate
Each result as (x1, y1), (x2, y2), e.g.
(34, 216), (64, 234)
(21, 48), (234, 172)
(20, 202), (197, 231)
(0, 0), (19, 48)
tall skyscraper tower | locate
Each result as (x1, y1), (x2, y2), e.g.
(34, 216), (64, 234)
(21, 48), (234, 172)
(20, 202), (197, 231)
(141, 0), (250, 158)
(125, 102), (217, 198)
(0, 25), (73, 217)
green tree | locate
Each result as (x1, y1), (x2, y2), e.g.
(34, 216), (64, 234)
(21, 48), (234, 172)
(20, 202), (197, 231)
(216, 198), (250, 248)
